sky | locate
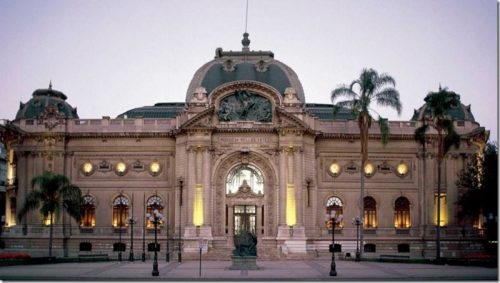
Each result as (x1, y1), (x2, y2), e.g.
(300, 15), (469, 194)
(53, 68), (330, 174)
(0, 0), (498, 141)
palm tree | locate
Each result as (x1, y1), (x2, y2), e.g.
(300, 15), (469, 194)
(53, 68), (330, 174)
(331, 68), (402, 260)
(18, 171), (83, 257)
(414, 86), (460, 262)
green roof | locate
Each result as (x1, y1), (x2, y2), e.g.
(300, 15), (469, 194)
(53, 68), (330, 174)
(305, 103), (354, 120)
(201, 63), (291, 96)
(117, 103), (184, 119)
(118, 102), (356, 121)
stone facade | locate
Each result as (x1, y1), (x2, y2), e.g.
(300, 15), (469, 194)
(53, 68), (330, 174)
(0, 38), (489, 260)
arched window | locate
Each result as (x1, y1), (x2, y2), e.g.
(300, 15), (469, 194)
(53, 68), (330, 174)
(146, 195), (164, 228)
(326, 196), (344, 228)
(81, 195), (96, 227)
(226, 164), (264, 195)
(394, 197), (411, 228)
(112, 195), (129, 228)
(364, 196), (377, 228)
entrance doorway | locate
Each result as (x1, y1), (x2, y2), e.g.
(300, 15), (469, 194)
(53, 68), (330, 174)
(234, 205), (256, 235)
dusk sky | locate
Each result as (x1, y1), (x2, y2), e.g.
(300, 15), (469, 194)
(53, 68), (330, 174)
(0, 0), (498, 141)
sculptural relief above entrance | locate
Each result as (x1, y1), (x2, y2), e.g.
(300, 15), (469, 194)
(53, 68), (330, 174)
(218, 90), (272, 122)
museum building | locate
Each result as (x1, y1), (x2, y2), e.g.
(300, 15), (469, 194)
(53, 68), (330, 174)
(0, 34), (489, 260)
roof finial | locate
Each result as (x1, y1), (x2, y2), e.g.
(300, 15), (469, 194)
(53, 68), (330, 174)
(242, 0), (250, 52)
(49, 80), (52, 90)
(245, 0), (249, 33)
(242, 32), (250, 51)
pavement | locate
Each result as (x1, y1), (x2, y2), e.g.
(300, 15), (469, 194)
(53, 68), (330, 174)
(0, 259), (497, 281)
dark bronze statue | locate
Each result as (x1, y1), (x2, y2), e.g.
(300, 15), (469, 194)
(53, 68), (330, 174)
(233, 231), (257, 256)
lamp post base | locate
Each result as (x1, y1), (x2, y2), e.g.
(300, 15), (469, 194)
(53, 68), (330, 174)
(152, 258), (159, 276)
(141, 252), (145, 262)
(355, 251), (361, 262)
(129, 252), (134, 262)
(329, 261), (337, 276)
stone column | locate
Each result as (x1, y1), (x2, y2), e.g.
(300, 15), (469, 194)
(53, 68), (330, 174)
(285, 146), (296, 227)
(203, 148), (211, 226)
(295, 147), (304, 226)
(186, 147), (195, 226)
(227, 204), (234, 246)
(278, 148), (286, 226)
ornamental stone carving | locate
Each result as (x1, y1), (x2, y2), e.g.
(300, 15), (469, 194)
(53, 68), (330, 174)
(189, 86), (208, 106)
(283, 87), (301, 105)
(218, 90), (272, 122)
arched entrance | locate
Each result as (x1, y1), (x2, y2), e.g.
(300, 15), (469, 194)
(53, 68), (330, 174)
(212, 150), (277, 258)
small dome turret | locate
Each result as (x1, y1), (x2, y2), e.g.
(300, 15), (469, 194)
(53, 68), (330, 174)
(15, 83), (79, 120)
(411, 101), (475, 122)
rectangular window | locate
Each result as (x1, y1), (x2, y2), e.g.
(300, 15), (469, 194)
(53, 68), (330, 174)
(434, 193), (448, 227)
(364, 210), (377, 228)
(394, 212), (410, 228)
(80, 206), (96, 227)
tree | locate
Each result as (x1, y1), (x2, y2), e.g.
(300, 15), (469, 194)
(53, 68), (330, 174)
(18, 171), (83, 257)
(331, 68), (402, 260)
(414, 86), (461, 261)
(456, 142), (498, 253)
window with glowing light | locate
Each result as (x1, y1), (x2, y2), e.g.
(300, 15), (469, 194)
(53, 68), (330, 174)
(364, 196), (377, 228)
(80, 195), (96, 228)
(433, 193), (448, 227)
(42, 214), (54, 226)
(112, 195), (129, 228)
(226, 164), (264, 195)
(146, 195), (164, 228)
(394, 197), (411, 229)
(325, 196), (343, 228)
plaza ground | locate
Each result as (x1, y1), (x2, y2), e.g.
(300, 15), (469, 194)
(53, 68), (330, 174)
(0, 259), (497, 281)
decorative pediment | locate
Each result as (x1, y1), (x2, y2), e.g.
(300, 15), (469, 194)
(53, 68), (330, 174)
(179, 107), (215, 130)
(227, 180), (264, 199)
(275, 108), (312, 132)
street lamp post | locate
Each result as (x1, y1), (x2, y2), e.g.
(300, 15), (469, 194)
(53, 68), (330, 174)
(325, 211), (343, 276)
(127, 217), (137, 262)
(353, 216), (362, 262)
(142, 193), (146, 262)
(118, 207), (123, 261)
(147, 209), (164, 277)
(178, 178), (183, 263)
(165, 216), (170, 262)
(196, 226), (207, 278)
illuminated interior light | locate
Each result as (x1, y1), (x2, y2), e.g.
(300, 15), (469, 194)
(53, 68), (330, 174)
(193, 184), (204, 226)
(397, 162), (408, 176)
(364, 163), (374, 176)
(116, 161), (127, 176)
(150, 161), (161, 175)
(286, 184), (296, 227)
(329, 163), (340, 176)
(82, 161), (94, 176)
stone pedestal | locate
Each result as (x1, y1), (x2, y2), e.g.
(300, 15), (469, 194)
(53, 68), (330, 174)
(277, 225), (307, 257)
(183, 225), (212, 253)
(229, 256), (259, 270)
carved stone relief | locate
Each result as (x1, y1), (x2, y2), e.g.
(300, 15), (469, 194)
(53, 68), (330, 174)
(218, 90), (272, 122)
